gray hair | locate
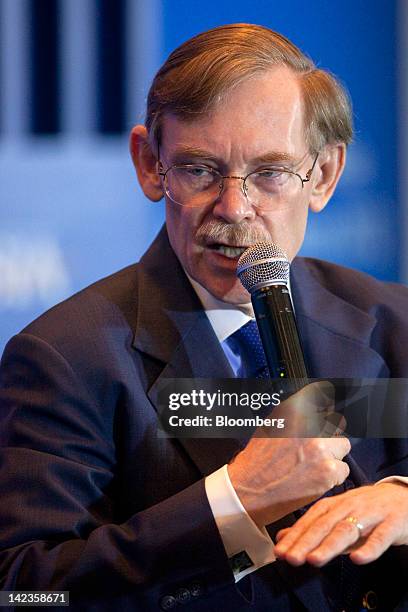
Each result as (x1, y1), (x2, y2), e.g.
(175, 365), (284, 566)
(145, 23), (353, 153)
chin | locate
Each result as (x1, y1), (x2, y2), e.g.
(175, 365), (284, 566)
(208, 280), (251, 305)
(225, 292), (252, 306)
(187, 256), (251, 304)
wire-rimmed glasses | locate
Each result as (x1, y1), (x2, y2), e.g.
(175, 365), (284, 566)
(157, 152), (319, 210)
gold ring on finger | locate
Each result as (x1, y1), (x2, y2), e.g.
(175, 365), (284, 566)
(343, 515), (364, 537)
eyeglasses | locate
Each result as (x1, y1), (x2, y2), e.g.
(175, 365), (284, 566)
(157, 150), (319, 210)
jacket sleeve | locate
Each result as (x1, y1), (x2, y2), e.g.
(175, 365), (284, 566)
(0, 332), (240, 609)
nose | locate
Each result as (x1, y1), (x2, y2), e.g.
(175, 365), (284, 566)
(212, 177), (256, 224)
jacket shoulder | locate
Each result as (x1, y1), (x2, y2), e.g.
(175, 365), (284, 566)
(296, 257), (408, 314)
(19, 263), (140, 350)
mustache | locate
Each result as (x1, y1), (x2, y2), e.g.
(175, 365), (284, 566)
(195, 221), (270, 247)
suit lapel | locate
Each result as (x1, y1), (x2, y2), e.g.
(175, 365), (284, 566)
(133, 227), (241, 475)
(291, 258), (389, 378)
(147, 317), (242, 476)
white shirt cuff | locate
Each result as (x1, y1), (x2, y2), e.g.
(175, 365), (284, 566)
(376, 475), (408, 486)
(205, 464), (275, 582)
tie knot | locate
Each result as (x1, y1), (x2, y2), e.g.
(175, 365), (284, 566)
(230, 320), (269, 378)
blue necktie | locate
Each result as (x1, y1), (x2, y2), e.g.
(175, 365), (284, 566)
(229, 320), (270, 378)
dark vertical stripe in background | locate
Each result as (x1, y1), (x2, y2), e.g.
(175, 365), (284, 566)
(28, 0), (61, 134)
(95, 0), (126, 134)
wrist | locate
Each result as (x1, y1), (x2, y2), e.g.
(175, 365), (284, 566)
(227, 463), (265, 528)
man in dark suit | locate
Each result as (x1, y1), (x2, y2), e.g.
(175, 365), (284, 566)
(1, 23), (408, 611)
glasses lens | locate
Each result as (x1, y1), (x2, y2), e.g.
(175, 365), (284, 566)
(165, 166), (221, 207)
(245, 170), (302, 210)
(163, 166), (304, 209)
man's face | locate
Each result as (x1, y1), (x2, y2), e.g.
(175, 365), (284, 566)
(160, 67), (317, 304)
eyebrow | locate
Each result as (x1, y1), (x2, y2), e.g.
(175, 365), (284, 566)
(169, 147), (220, 163)
(254, 152), (297, 165)
(168, 146), (298, 166)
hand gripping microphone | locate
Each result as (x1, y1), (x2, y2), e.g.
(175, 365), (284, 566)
(237, 243), (364, 479)
(236, 242), (308, 388)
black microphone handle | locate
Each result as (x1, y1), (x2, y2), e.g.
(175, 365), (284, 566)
(251, 283), (308, 392)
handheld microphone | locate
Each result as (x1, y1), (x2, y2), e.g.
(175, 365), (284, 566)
(237, 243), (363, 478)
(236, 242), (308, 388)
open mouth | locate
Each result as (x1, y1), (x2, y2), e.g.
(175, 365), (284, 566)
(207, 244), (248, 259)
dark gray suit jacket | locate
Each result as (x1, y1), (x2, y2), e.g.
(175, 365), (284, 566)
(1, 227), (408, 611)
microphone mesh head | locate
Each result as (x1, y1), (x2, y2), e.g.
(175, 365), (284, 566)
(236, 242), (290, 293)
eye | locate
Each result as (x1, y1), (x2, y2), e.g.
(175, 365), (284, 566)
(255, 168), (291, 183)
(249, 168), (291, 191)
(184, 165), (214, 178)
(256, 168), (285, 179)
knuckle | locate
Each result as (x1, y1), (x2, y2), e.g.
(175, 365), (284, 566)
(321, 458), (346, 487)
(342, 465), (350, 482)
(340, 460), (350, 480)
(335, 521), (356, 537)
(312, 497), (333, 514)
(365, 532), (386, 551)
(342, 438), (352, 454)
(308, 438), (326, 456)
(324, 458), (338, 477)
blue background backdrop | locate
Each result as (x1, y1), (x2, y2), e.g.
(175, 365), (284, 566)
(0, 0), (406, 355)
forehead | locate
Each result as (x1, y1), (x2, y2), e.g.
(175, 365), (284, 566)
(160, 66), (307, 162)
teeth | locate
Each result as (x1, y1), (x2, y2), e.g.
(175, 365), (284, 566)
(214, 245), (247, 259)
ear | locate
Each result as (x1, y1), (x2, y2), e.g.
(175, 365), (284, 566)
(309, 144), (346, 213)
(129, 125), (164, 202)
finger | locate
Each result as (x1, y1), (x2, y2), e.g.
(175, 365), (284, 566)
(315, 456), (350, 489)
(306, 380), (335, 409)
(307, 437), (351, 462)
(333, 458), (350, 485)
(333, 416), (347, 437)
(304, 410), (339, 437)
(305, 518), (365, 567)
(349, 521), (397, 565)
(319, 413), (347, 437)
(278, 506), (362, 565)
(275, 528), (290, 542)
(325, 436), (351, 459)
(342, 535), (369, 555)
(275, 498), (334, 555)
(281, 381), (334, 415)
(276, 495), (367, 562)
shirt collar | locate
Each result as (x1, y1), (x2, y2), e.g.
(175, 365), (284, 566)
(186, 272), (293, 343)
(187, 274), (254, 342)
